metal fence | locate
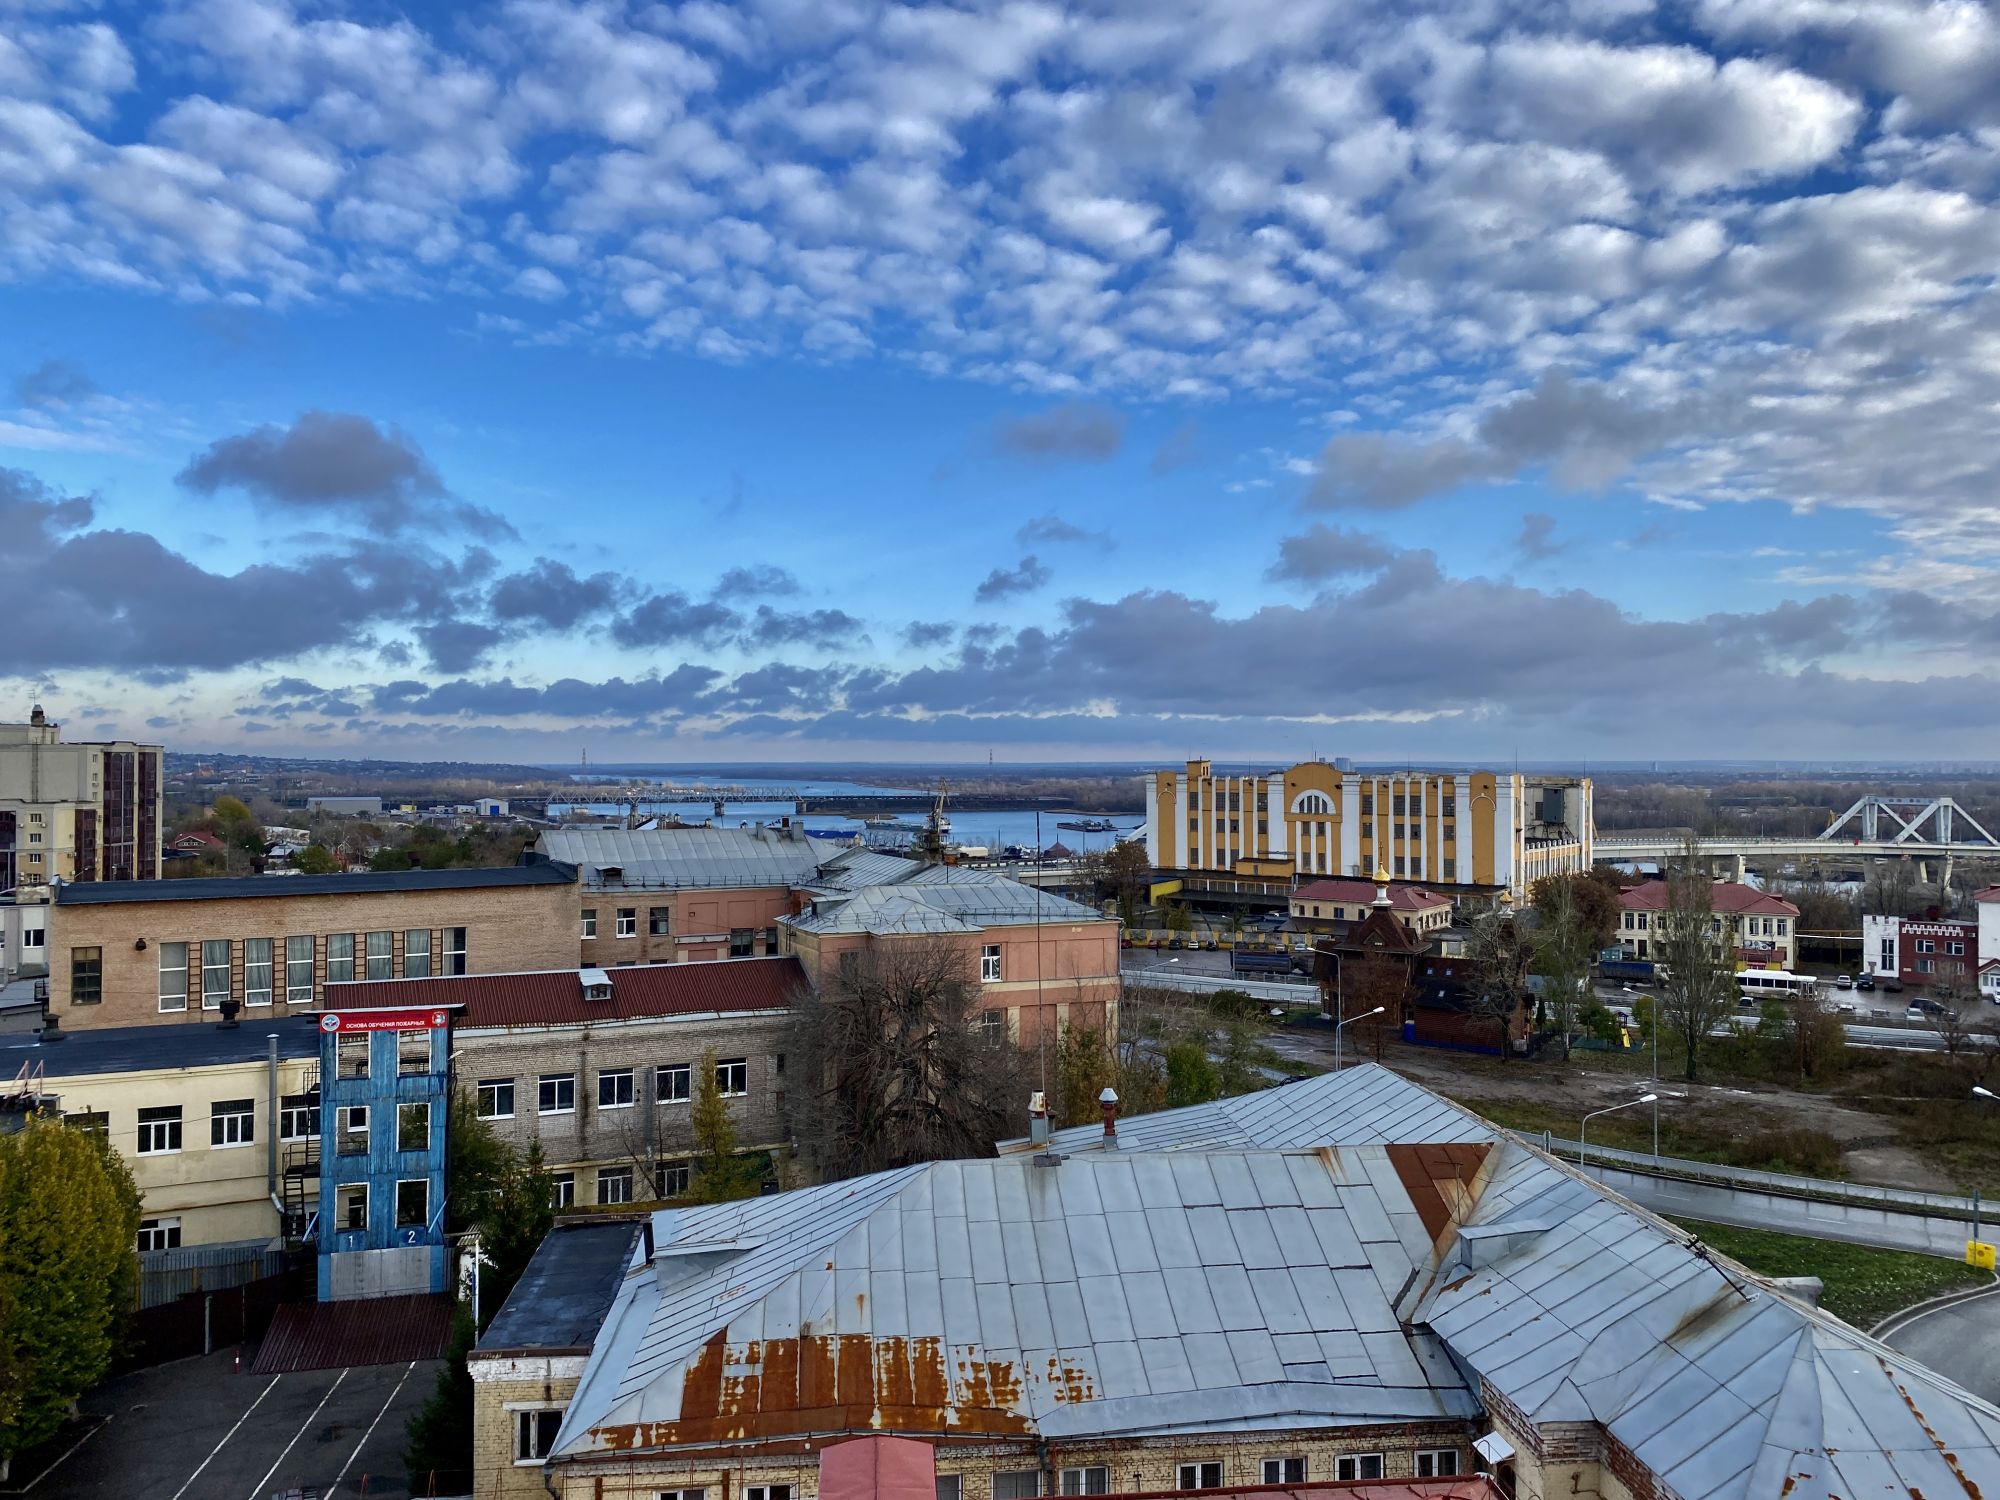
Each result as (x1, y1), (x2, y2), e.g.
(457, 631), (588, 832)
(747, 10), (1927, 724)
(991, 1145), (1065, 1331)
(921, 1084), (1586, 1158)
(138, 1239), (288, 1310)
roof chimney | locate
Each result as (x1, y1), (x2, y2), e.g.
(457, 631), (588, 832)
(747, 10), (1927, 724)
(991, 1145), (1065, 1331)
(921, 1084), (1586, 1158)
(1098, 1086), (1119, 1150)
(1028, 1091), (1050, 1148)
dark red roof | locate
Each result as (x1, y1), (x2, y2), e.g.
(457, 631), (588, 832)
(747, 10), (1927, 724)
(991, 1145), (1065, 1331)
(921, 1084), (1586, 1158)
(327, 955), (803, 1026)
(252, 1292), (455, 1373)
(1292, 878), (1448, 911)
(1617, 879), (1798, 917)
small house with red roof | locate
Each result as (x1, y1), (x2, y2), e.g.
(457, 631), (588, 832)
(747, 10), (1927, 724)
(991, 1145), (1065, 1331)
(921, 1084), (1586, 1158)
(1616, 879), (1799, 968)
(1289, 876), (1452, 937)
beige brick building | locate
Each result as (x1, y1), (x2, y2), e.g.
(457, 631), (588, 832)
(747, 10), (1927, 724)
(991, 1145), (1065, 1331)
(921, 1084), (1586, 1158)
(47, 865), (578, 1028)
(0, 705), (162, 888)
(331, 957), (800, 1206)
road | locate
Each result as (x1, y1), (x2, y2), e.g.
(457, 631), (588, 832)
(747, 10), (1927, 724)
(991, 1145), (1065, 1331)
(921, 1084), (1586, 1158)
(1880, 1284), (2000, 1404)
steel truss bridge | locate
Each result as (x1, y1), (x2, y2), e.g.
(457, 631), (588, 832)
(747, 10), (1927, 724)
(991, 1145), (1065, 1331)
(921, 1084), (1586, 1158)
(1596, 795), (2000, 880)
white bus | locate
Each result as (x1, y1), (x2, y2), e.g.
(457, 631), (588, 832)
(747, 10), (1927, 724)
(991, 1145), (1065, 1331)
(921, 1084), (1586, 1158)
(1736, 969), (1818, 1001)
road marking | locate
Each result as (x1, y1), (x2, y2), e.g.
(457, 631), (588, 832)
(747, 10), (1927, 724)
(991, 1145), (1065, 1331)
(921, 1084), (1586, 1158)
(170, 1375), (281, 1500)
(1875, 1276), (2000, 1340)
(244, 1367), (348, 1500)
(323, 1360), (417, 1500)
(16, 1413), (110, 1491)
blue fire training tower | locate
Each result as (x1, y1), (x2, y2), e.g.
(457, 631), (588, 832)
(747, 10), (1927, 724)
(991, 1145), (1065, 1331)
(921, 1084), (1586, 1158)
(316, 1004), (459, 1301)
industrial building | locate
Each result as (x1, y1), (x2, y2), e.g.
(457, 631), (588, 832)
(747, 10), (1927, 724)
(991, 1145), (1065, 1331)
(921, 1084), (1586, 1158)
(0, 705), (162, 888)
(1143, 761), (1591, 898)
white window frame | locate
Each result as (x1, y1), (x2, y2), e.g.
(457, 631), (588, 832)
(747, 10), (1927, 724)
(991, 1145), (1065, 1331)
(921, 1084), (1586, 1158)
(1059, 1468), (1107, 1495)
(745, 1487), (791, 1500)
(159, 941), (189, 1012)
(551, 1172), (575, 1210)
(280, 1093), (319, 1140)
(337, 1182), (369, 1231)
(445, 926), (468, 976)
(980, 943), (1002, 982)
(597, 1166), (633, 1205)
(616, 908), (637, 938)
(513, 1406), (565, 1464)
(655, 1490), (706, 1500)
(243, 937), (274, 1007)
(658, 1159), (691, 1197)
(210, 1098), (255, 1148)
(1261, 1458), (1306, 1484)
(598, 1067), (635, 1109)
(539, 1073), (576, 1115)
(1414, 1449), (1460, 1478)
(477, 1078), (515, 1119)
(201, 938), (231, 1010)
(657, 1063), (691, 1103)
(1334, 1455), (1384, 1482)
(365, 930), (394, 981)
(137, 1105), (182, 1155)
(285, 934), (314, 1004)
(716, 1058), (748, 1097)
(327, 932), (355, 985)
(994, 1472), (1042, 1500)
(1176, 1463), (1222, 1491)
(404, 928), (432, 978)
(934, 1479), (962, 1500)
(137, 1216), (182, 1253)
(581, 908), (597, 940)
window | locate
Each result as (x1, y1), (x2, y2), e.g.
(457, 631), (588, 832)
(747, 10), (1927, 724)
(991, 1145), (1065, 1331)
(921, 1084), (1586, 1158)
(581, 908), (598, 939)
(729, 928), (753, 957)
(598, 1067), (635, 1108)
(337, 1183), (368, 1230)
(616, 908), (637, 938)
(1920, 958), (1936, 974)
(935, 1480), (962, 1500)
(70, 946), (102, 1005)
(979, 1008), (1005, 1044)
(398, 1030), (431, 1075)
(515, 1408), (563, 1463)
(285, 935), (313, 1004)
(1880, 937), (1896, 970)
(1917, 938), (1936, 955)
(1176, 1464), (1222, 1491)
(980, 944), (1002, 982)
(337, 1033), (369, 1079)
(137, 1217), (181, 1253)
(649, 906), (671, 936)
(657, 1064), (690, 1103)
(66, 1111), (108, 1140)
(478, 1079), (515, 1119)
(244, 938), (273, 1006)
(1262, 1459), (1305, 1484)
(398, 1101), (431, 1152)
(1950, 940), (1967, 956)
(1059, 1468), (1107, 1494)
(597, 1166), (633, 1205)
(763, 926), (778, 953)
(1414, 1450), (1460, 1479)
(22, 927), (42, 950)
(658, 1159), (691, 1197)
(550, 1172), (575, 1210)
(211, 1098), (254, 1147)
(159, 942), (188, 1012)
(404, 929), (432, 978)
(328, 933), (355, 985)
(746, 1487), (791, 1500)
(396, 1178), (428, 1228)
(1334, 1456), (1384, 1483)
(444, 927), (468, 976)
(994, 1473), (1042, 1499)
(716, 1058), (748, 1097)
(539, 1073), (576, 1114)
(657, 1491), (707, 1500)
(365, 930), (393, 981)
(202, 939), (231, 1009)
(137, 1107), (182, 1154)
(281, 1093), (319, 1140)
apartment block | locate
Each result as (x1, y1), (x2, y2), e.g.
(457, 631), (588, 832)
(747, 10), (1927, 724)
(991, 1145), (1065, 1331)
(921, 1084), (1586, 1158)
(47, 864), (578, 1028)
(0, 705), (162, 888)
(1144, 759), (1592, 897)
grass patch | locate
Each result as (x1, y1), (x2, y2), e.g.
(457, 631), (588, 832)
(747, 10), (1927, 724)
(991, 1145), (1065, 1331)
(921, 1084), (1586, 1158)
(1457, 1097), (1848, 1178)
(1666, 1217), (1992, 1329)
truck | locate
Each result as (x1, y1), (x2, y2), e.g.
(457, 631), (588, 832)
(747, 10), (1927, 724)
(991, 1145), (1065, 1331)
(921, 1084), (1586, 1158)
(1598, 958), (1667, 985)
(1230, 944), (1296, 975)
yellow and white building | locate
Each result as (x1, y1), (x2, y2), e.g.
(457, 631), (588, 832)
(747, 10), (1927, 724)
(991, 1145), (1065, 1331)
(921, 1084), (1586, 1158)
(1143, 759), (1593, 897)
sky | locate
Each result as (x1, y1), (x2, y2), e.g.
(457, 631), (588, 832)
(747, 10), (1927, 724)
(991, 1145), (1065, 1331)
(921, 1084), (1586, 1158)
(4, 0), (2000, 765)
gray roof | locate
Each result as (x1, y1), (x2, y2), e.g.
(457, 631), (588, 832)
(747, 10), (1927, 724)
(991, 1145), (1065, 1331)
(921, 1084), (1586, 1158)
(55, 864), (573, 905)
(796, 847), (924, 894)
(535, 826), (838, 890)
(553, 1143), (1480, 1460)
(0, 1015), (324, 1077)
(481, 1219), (645, 1353)
(785, 867), (1106, 937)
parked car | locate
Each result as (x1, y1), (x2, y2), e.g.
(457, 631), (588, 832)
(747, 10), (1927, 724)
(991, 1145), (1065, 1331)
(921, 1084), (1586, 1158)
(1855, 974), (1876, 991)
(1906, 1005), (1927, 1023)
(1912, 996), (1948, 1016)
(1834, 1000), (1857, 1014)
(1835, 974), (1854, 989)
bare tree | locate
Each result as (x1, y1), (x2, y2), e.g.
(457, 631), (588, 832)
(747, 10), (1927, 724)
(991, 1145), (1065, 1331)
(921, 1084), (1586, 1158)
(1532, 877), (1595, 1061)
(1466, 908), (1534, 1060)
(1656, 837), (1736, 1082)
(784, 937), (1034, 1180)
(1930, 975), (1973, 1056)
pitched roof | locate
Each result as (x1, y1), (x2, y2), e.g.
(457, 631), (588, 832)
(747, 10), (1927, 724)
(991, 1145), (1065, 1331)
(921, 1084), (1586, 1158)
(784, 868), (1107, 936)
(535, 825), (837, 890)
(54, 863), (573, 905)
(327, 955), (804, 1027)
(1616, 879), (1799, 917)
(1292, 879), (1449, 911)
(481, 1219), (645, 1353)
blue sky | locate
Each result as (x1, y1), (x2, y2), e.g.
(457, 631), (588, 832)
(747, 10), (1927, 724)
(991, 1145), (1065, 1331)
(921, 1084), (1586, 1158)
(4, 0), (1998, 762)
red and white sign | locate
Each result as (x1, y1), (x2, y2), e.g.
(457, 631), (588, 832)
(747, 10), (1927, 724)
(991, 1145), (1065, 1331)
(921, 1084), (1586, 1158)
(319, 1007), (456, 1033)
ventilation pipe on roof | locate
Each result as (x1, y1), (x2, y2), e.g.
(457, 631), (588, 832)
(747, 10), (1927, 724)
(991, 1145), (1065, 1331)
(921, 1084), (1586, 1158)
(1098, 1086), (1119, 1150)
(1028, 1091), (1050, 1148)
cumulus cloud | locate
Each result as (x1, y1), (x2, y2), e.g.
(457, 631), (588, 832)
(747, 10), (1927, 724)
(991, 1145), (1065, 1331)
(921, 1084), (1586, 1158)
(489, 559), (619, 628)
(14, 359), (94, 408)
(994, 403), (1127, 463)
(1267, 525), (1398, 583)
(974, 555), (1052, 602)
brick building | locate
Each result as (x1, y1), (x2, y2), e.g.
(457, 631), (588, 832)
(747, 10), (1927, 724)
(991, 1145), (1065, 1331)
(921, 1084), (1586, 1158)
(331, 956), (800, 1208)
(1614, 879), (1800, 968)
(1860, 913), (1976, 991)
(46, 865), (578, 1028)
(0, 705), (162, 888)
(1289, 877), (1452, 939)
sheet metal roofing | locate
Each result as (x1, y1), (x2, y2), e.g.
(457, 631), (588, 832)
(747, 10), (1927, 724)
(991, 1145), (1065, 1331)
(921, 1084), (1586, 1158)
(555, 1141), (1486, 1460)
(482, 1219), (646, 1353)
(0, 1014), (324, 1077)
(1616, 879), (1799, 917)
(328, 955), (804, 1027)
(53, 864), (574, 904)
(785, 869), (1107, 937)
(535, 826), (838, 889)
(1292, 880), (1449, 912)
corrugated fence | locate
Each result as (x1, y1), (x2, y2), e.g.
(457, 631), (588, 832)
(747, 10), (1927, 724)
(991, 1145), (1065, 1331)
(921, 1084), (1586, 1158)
(138, 1239), (288, 1310)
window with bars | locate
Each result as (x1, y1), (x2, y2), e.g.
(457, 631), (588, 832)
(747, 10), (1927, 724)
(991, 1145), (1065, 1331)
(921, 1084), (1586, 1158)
(243, 938), (273, 1006)
(281, 1093), (320, 1139)
(211, 1098), (255, 1147)
(158, 941), (188, 1012)
(71, 946), (103, 1004)
(137, 1106), (182, 1154)
(285, 935), (314, 1004)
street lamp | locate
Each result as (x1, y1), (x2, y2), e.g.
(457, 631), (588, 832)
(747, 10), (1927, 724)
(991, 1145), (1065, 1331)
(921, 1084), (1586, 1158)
(1333, 1005), (1386, 1074)
(1580, 1094), (1656, 1168)
(1975, 1086), (1998, 1101)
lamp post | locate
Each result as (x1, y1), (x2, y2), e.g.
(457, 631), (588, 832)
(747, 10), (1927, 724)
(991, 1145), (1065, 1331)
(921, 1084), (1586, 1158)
(1334, 1005), (1385, 1074)
(1580, 1094), (1656, 1169)
(1975, 1088), (1996, 1240)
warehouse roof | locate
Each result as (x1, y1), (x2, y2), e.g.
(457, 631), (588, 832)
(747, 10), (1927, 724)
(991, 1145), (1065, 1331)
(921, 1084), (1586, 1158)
(329, 955), (803, 1027)
(54, 864), (574, 905)
(535, 825), (837, 889)
(0, 1015), (324, 1077)
(784, 868), (1106, 936)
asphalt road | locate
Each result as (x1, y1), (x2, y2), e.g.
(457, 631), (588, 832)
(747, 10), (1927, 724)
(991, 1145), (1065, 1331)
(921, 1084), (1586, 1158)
(1880, 1284), (2000, 1404)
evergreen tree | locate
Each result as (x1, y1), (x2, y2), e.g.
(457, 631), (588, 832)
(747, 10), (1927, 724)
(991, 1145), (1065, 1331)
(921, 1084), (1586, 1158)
(402, 1305), (476, 1496)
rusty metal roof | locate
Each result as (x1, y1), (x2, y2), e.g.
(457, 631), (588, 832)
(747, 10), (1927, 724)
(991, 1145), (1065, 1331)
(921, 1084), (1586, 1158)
(251, 1292), (456, 1374)
(326, 954), (804, 1027)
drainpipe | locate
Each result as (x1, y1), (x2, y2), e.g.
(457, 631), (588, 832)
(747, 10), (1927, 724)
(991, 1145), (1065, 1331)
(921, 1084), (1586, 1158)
(266, 1033), (279, 1211)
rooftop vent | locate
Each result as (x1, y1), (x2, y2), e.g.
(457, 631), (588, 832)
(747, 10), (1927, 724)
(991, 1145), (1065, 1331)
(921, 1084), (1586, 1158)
(599, 864), (624, 883)
(579, 966), (613, 1001)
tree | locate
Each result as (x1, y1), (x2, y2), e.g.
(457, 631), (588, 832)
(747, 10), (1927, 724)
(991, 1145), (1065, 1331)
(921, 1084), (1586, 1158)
(445, 1089), (514, 1232)
(1931, 977), (1974, 1057)
(295, 843), (339, 875)
(1466, 909), (1535, 1059)
(1104, 842), (1150, 928)
(1343, 952), (1412, 1061)
(1656, 838), (1737, 1082)
(784, 937), (1035, 1180)
(0, 1116), (143, 1480)
(687, 1049), (761, 1203)
(1054, 1024), (1116, 1129)
(403, 1304), (476, 1496)
(1530, 869), (1624, 950)
(475, 1141), (554, 1331)
(1531, 877), (1595, 1060)
(1163, 904), (1193, 935)
(1164, 1038), (1221, 1107)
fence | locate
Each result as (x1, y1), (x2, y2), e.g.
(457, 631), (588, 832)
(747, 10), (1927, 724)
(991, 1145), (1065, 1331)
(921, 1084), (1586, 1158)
(139, 1239), (290, 1310)
(119, 1267), (305, 1370)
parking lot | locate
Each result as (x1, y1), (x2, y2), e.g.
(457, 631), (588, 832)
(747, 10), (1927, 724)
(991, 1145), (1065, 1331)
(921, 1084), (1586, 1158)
(26, 1349), (440, 1500)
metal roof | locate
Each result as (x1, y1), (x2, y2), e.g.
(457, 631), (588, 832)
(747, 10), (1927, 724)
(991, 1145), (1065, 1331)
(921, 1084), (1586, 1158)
(553, 1143), (1486, 1459)
(535, 826), (837, 890)
(786, 869), (1107, 937)
(480, 1219), (645, 1353)
(328, 956), (804, 1027)
(0, 1014), (324, 1078)
(797, 848), (926, 893)
(54, 863), (574, 905)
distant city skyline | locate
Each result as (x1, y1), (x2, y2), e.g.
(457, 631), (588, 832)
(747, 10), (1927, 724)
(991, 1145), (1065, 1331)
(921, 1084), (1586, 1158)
(5, 0), (2000, 760)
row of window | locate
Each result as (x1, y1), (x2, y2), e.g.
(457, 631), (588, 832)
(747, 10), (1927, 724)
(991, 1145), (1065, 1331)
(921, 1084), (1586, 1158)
(100, 929), (471, 1011)
(333, 1101), (434, 1156)
(333, 1178), (431, 1232)
(579, 908), (776, 956)
(130, 1093), (323, 1154)
(1621, 912), (1790, 936)
(335, 1030), (434, 1079)
(476, 1059), (753, 1119)
(1914, 938), (1967, 956)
